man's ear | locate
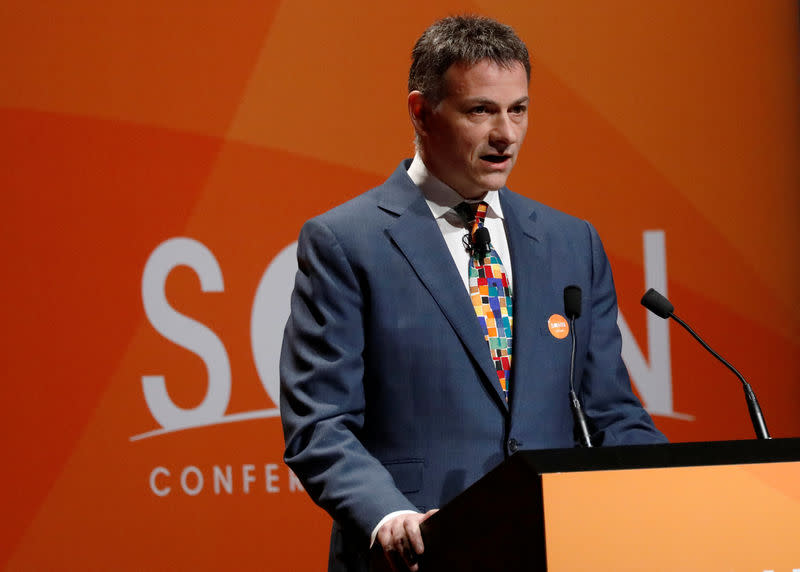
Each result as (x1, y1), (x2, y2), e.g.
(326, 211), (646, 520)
(408, 91), (429, 137)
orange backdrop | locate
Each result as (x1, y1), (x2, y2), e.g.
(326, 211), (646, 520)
(1, 1), (798, 569)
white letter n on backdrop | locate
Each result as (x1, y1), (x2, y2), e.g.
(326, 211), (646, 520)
(618, 231), (690, 419)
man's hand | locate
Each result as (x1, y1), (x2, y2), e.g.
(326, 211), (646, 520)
(375, 509), (439, 571)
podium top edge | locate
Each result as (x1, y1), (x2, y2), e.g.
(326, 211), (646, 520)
(512, 437), (800, 474)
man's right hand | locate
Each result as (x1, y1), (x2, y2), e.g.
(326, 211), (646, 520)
(375, 509), (439, 571)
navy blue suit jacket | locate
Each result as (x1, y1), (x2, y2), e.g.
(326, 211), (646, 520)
(280, 160), (665, 569)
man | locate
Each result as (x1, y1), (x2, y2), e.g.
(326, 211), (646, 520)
(280, 15), (666, 572)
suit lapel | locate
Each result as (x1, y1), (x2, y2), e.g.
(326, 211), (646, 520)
(500, 190), (553, 414)
(377, 167), (509, 411)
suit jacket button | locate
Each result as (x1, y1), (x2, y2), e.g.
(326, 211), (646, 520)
(508, 438), (520, 453)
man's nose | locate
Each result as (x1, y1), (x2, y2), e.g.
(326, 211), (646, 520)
(489, 113), (517, 150)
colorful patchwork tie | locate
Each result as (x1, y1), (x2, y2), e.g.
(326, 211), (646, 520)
(462, 202), (513, 401)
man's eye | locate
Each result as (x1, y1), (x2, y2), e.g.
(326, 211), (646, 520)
(471, 106), (487, 114)
(511, 105), (527, 114)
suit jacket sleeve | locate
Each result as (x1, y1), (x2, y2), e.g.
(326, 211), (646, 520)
(279, 217), (419, 541)
(580, 221), (667, 445)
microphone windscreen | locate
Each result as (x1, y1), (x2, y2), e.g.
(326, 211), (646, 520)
(563, 285), (582, 319)
(641, 288), (674, 318)
(474, 227), (491, 249)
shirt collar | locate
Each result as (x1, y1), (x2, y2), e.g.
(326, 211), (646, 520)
(407, 153), (505, 222)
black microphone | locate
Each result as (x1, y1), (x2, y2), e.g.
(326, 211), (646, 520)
(453, 203), (491, 259)
(473, 227), (491, 259)
(640, 288), (673, 318)
(564, 285), (592, 447)
(640, 288), (770, 440)
(564, 286), (582, 319)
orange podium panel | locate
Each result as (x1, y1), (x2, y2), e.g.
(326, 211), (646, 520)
(543, 461), (800, 571)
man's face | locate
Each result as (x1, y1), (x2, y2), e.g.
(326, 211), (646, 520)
(416, 59), (529, 199)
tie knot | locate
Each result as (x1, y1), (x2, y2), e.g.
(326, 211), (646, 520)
(454, 201), (488, 230)
(471, 201), (488, 226)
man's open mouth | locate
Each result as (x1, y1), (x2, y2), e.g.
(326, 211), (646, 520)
(481, 155), (510, 164)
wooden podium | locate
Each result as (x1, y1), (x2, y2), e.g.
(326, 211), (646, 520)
(372, 438), (800, 571)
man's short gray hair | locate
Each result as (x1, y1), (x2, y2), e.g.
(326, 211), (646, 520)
(408, 15), (531, 105)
